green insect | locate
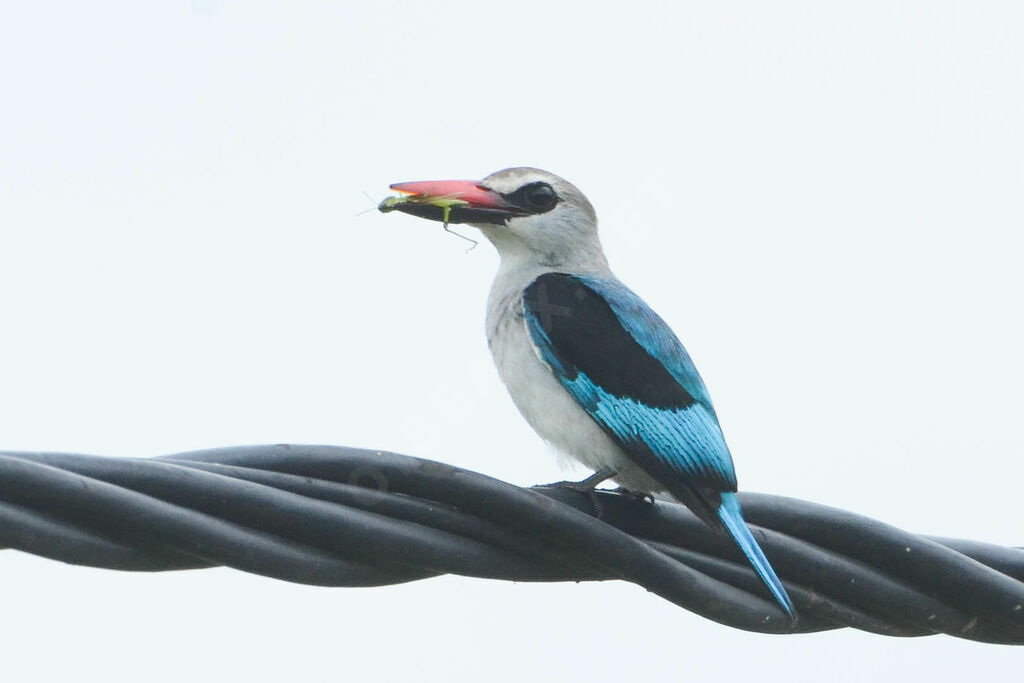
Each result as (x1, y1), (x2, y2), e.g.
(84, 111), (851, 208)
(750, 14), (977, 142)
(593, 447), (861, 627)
(378, 194), (477, 249)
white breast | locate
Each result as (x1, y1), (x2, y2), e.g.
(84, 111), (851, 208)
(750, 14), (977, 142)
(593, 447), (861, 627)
(484, 267), (664, 493)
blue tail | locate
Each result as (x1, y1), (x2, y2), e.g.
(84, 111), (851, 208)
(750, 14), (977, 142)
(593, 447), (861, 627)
(717, 493), (795, 618)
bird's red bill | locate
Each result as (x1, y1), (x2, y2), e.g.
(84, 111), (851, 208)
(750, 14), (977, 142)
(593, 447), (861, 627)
(389, 180), (507, 208)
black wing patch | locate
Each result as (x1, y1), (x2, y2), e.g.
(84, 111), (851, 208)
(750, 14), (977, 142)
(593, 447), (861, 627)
(522, 273), (697, 411)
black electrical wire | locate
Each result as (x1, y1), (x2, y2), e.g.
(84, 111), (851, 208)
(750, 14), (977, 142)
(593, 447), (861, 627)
(1, 444), (1022, 644)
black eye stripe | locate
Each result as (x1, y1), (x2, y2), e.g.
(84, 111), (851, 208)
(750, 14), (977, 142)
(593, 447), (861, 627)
(504, 182), (559, 214)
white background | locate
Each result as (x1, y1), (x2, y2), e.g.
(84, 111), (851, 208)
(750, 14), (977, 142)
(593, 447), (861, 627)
(2, 1), (1022, 680)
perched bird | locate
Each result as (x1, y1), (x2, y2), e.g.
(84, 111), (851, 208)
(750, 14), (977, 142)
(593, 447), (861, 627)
(379, 167), (795, 617)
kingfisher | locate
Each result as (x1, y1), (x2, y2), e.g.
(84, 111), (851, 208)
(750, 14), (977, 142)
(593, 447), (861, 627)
(379, 167), (795, 618)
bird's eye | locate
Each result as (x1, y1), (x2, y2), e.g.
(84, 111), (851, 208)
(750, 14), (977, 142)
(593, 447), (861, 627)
(517, 182), (558, 212)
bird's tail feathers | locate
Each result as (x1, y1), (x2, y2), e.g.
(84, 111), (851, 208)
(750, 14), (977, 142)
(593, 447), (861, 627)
(663, 479), (724, 531)
(717, 493), (796, 619)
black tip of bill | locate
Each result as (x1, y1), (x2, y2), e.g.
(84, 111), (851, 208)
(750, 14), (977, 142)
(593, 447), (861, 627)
(378, 194), (520, 226)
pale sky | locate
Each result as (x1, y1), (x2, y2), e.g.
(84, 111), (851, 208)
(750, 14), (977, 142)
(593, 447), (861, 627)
(1, 2), (1023, 680)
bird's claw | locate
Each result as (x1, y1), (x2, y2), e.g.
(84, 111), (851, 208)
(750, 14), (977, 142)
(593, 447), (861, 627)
(540, 470), (618, 518)
(610, 487), (656, 504)
(540, 480), (603, 518)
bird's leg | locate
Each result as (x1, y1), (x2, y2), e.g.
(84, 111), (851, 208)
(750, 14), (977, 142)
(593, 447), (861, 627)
(543, 468), (617, 492)
(541, 468), (617, 519)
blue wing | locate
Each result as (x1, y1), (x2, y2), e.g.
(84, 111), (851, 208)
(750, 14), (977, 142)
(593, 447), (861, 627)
(581, 276), (716, 412)
(522, 273), (737, 503)
(523, 272), (795, 617)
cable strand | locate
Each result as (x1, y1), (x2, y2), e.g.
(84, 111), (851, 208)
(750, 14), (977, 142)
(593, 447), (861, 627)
(2, 445), (1022, 643)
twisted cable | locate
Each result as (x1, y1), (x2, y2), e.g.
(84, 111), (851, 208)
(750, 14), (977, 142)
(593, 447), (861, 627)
(1, 445), (1022, 643)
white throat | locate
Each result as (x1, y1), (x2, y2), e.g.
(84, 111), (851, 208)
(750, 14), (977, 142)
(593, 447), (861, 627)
(479, 224), (613, 347)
